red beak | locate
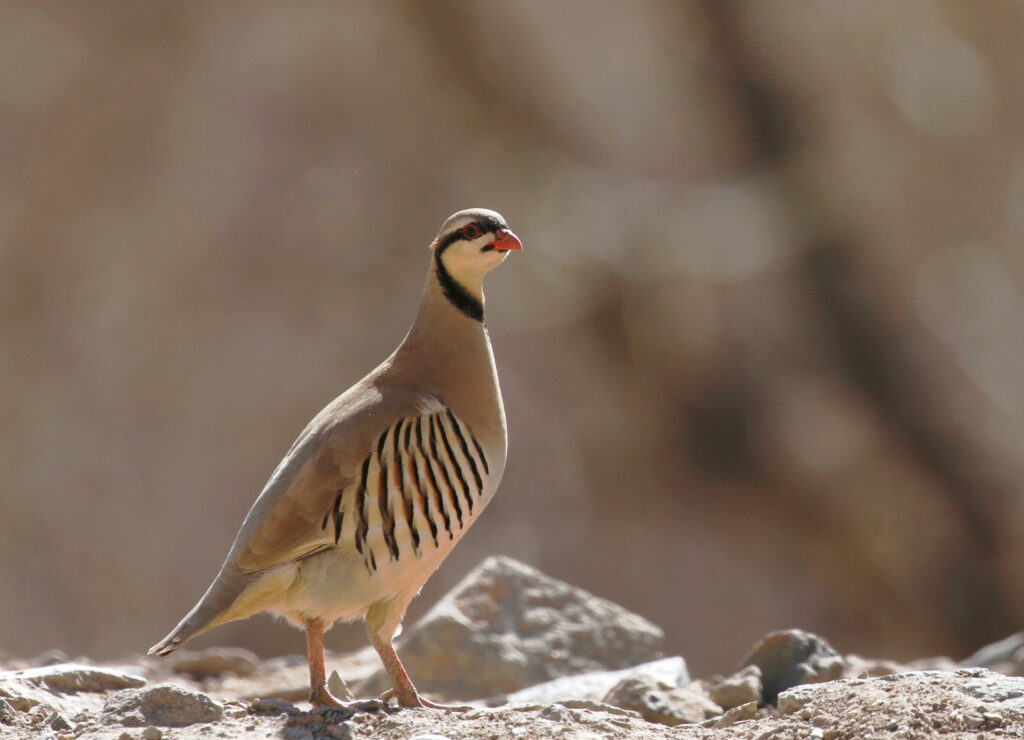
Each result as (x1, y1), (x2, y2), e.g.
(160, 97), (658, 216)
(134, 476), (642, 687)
(492, 229), (523, 252)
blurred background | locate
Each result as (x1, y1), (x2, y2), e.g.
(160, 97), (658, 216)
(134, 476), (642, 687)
(3, 1), (1024, 678)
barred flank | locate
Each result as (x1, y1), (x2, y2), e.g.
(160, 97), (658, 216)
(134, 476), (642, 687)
(329, 407), (487, 573)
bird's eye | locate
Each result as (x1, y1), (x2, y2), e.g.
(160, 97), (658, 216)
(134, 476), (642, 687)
(461, 224), (482, 239)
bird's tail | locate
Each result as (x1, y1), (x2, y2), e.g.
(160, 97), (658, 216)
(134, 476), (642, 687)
(148, 568), (249, 656)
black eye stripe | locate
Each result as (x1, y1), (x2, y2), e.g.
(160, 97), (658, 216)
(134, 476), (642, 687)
(435, 216), (506, 254)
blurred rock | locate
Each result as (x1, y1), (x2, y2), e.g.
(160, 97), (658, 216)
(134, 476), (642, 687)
(602, 675), (720, 726)
(169, 647), (259, 679)
(705, 665), (762, 709)
(497, 656), (688, 705)
(101, 684), (223, 727)
(2, 663), (145, 693)
(0, 664), (146, 718)
(705, 701), (758, 729)
(961, 633), (1024, 676)
(357, 556), (664, 701)
(29, 649), (68, 667)
(739, 630), (843, 704)
(843, 652), (959, 678)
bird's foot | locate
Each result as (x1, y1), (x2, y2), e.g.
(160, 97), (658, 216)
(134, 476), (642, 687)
(378, 687), (471, 711)
(309, 686), (348, 709)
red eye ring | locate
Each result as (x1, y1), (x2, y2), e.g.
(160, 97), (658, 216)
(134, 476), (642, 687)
(462, 224), (482, 239)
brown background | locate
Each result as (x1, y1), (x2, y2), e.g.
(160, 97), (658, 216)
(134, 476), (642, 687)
(3, 1), (1024, 677)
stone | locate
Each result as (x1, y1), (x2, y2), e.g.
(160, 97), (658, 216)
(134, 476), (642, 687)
(602, 675), (721, 726)
(101, 684), (223, 727)
(739, 629), (843, 704)
(954, 667), (1024, 711)
(327, 670), (354, 701)
(248, 697), (301, 715)
(325, 722), (354, 739)
(705, 700), (758, 728)
(48, 711), (72, 730)
(705, 665), (762, 709)
(357, 556), (664, 701)
(141, 726), (163, 740)
(168, 648), (259, 679)
(497, 656), (688, 705)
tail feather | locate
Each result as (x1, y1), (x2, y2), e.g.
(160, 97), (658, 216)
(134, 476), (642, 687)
(148, 568), (249, 656)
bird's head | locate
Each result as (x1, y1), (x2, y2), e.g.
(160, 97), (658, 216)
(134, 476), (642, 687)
(430, 208), (522, 288)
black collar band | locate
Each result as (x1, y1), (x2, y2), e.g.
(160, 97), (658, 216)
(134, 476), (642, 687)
(434, 251), (484, 322)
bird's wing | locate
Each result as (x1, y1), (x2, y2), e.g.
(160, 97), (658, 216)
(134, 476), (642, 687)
(226, 382), (431, 574)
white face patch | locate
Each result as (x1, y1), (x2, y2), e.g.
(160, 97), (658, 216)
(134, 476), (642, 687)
(438, 237), (510, 287)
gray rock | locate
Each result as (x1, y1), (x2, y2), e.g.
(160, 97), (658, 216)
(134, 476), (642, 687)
(357, 556), (664, 701)
(602, 675), (721, 726)
(706, 665), (762, 709)
(169, 648), (259, 679)
(954, 667), (1024, 711)
(141, 726), (163, 740)
(101, 683), (223, 727)
(497, 656), (688, 705)
(739, 629), (843, 704)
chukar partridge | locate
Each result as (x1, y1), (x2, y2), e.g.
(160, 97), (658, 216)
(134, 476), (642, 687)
(149, 208), (522, 708)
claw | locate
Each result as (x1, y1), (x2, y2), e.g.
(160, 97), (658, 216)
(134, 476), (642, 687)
(378, 687), (470, 711)
(309, 686), (347, 709)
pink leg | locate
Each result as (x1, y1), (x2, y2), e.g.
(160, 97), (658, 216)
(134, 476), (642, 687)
(306, 617), (344, 707)
(365, 601), (431, 707)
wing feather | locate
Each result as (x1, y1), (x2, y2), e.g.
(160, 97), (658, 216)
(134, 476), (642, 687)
(226, 384), (433, 574)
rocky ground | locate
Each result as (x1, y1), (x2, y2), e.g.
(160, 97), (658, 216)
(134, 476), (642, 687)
(5, 557), (1024, 740)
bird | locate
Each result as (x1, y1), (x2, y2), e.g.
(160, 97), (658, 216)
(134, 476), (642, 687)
(149, 208), (522, 709)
